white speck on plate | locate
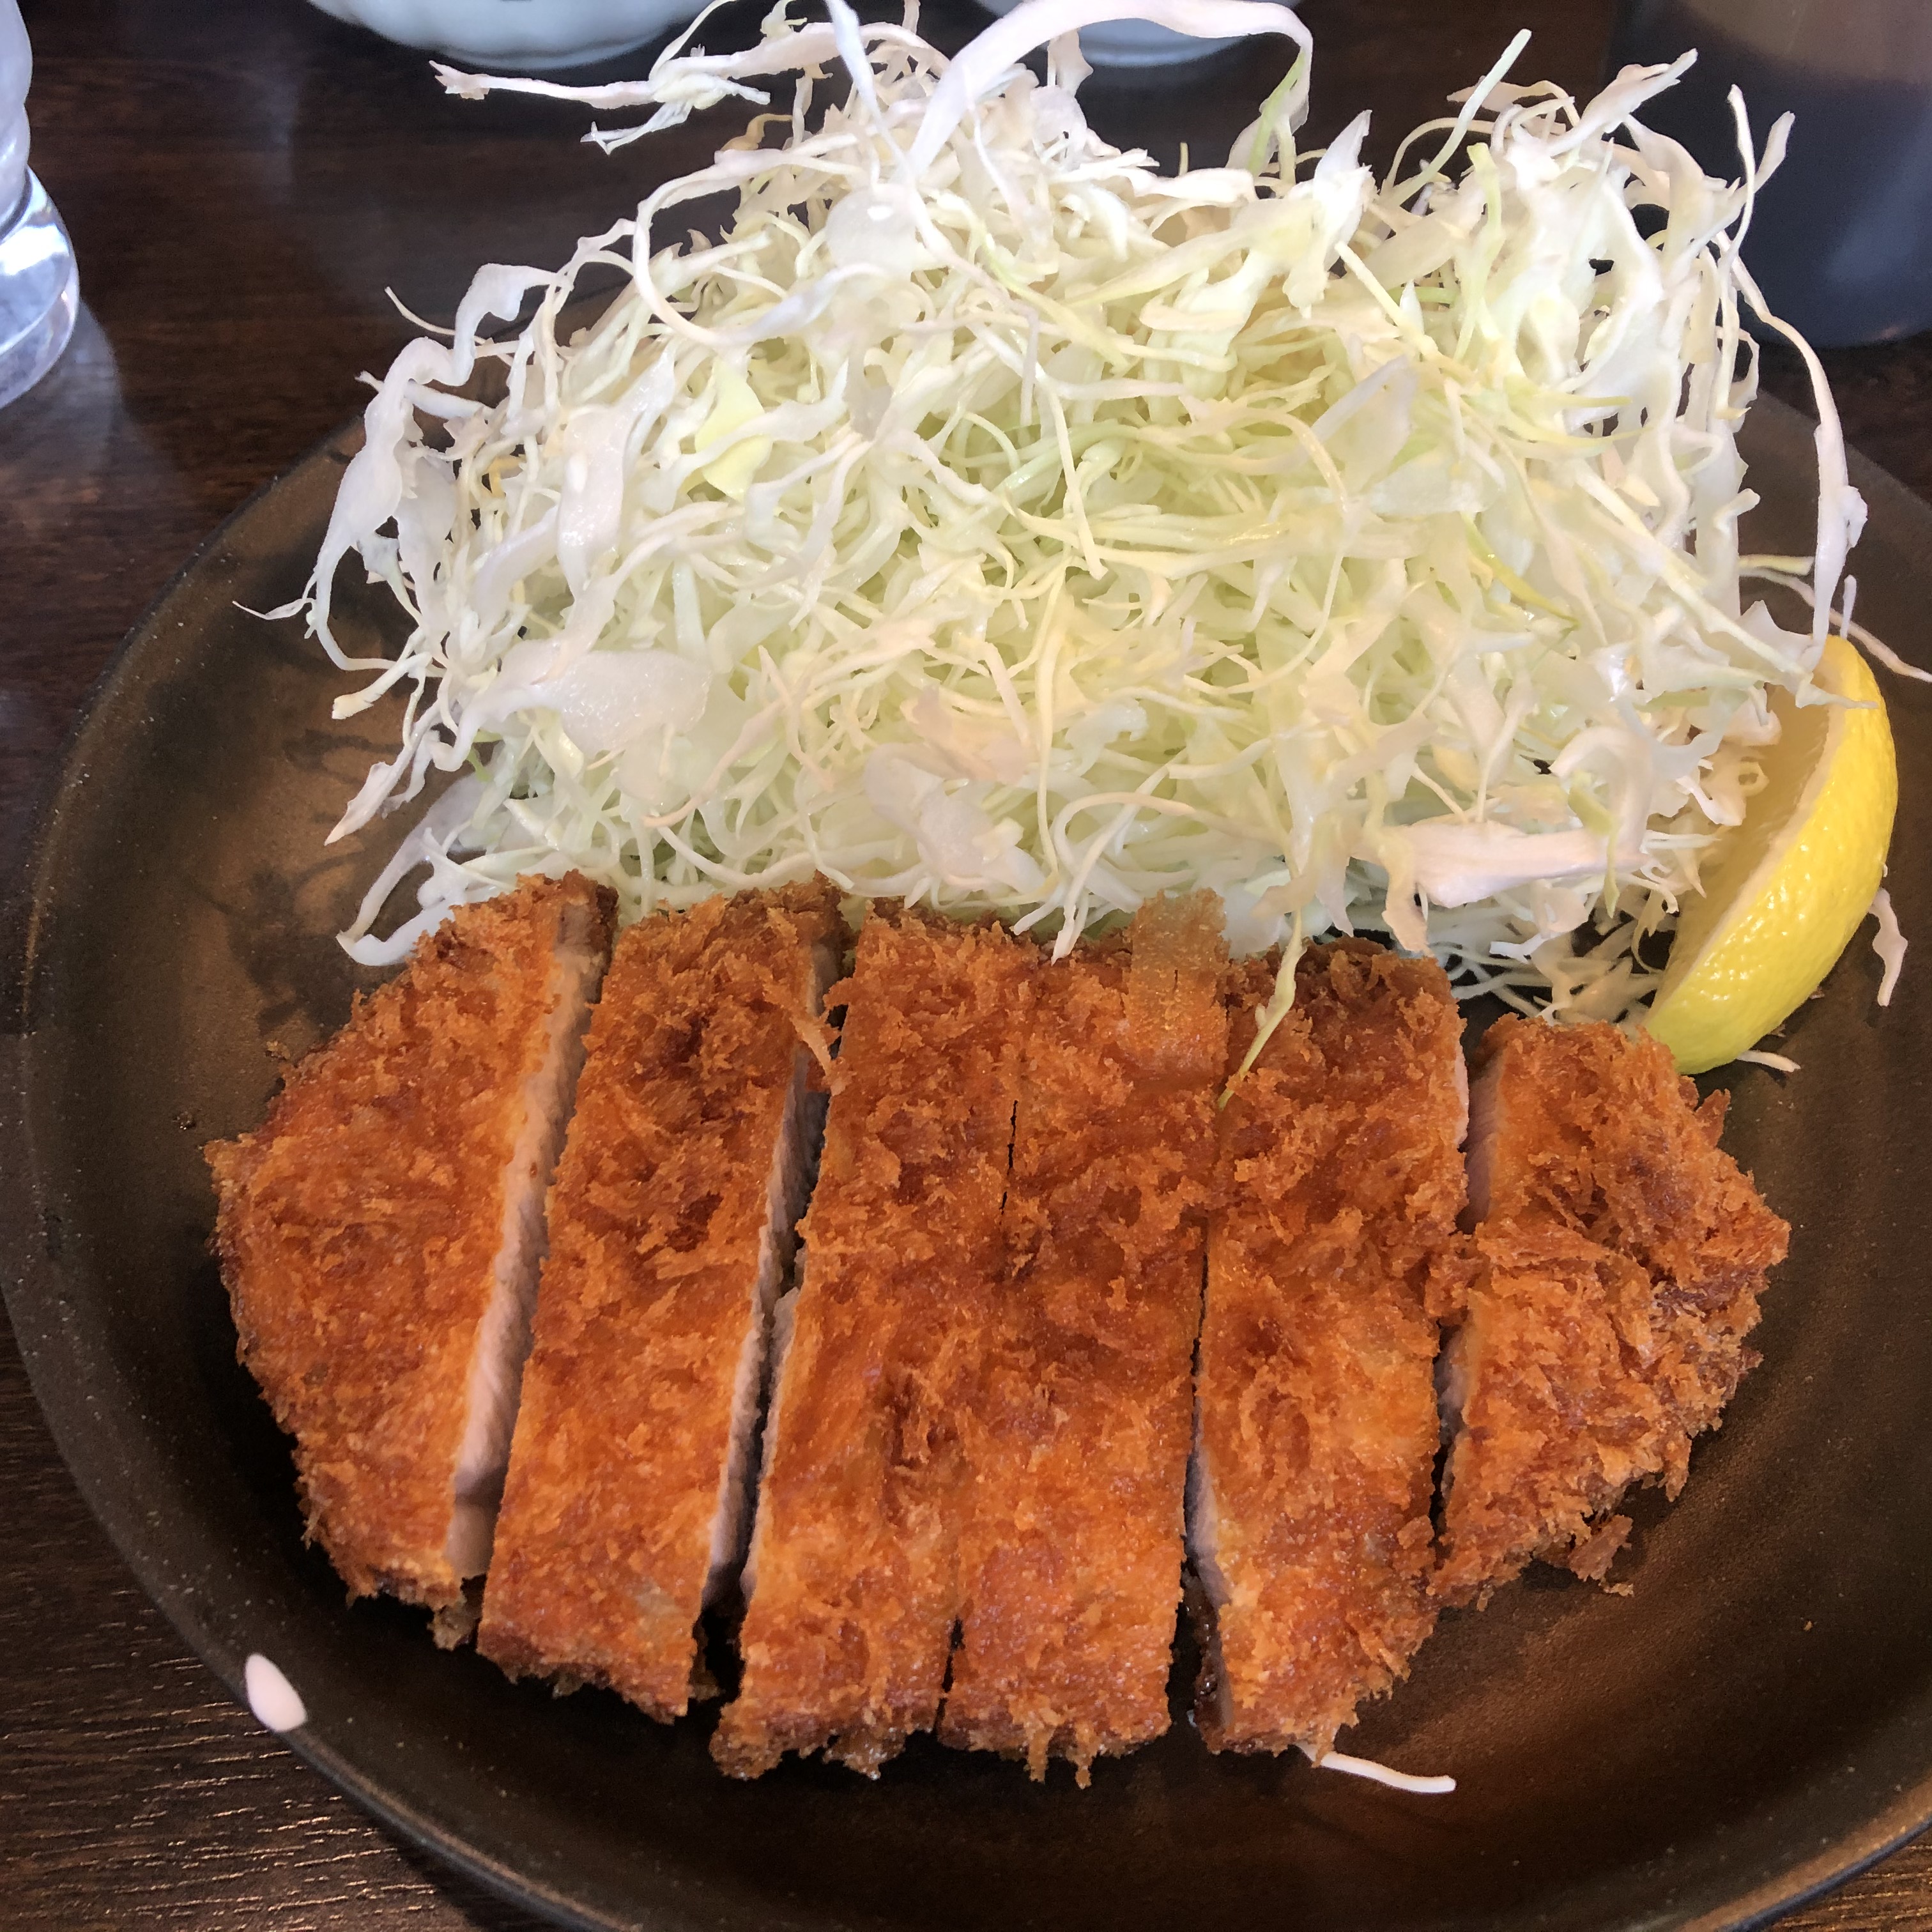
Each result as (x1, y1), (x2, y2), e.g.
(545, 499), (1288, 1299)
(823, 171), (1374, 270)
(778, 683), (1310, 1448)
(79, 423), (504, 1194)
(244, 1652), (307, 1732)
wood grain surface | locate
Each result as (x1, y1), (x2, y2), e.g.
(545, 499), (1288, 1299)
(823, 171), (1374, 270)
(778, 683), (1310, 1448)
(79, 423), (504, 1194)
(4, 0), (1932, 1925)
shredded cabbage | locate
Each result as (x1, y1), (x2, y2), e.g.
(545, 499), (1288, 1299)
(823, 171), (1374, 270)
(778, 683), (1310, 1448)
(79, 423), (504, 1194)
(1871, 884), (1906, 1007)
(1310, 1747), (1455, 1795)
(286, 0), (1866, 1023)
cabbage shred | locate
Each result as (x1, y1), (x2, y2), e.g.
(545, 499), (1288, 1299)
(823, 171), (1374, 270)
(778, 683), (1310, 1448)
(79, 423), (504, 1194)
(295, 0), (1862, 1029)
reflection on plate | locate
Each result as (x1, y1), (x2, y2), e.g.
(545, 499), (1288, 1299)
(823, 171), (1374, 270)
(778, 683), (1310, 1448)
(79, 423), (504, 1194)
(4, 395), (1931, 1932)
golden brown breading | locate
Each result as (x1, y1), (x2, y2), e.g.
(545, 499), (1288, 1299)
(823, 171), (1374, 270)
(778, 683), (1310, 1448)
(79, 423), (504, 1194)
(711, 904), (1035, 1779)
(205, 874), (616, 1614)
(1435, 1018), (1789, 1606)
(940, 894), (1227, 1784)
(477, 882), (843, 1720)
(1192, 940), (1466, 1759)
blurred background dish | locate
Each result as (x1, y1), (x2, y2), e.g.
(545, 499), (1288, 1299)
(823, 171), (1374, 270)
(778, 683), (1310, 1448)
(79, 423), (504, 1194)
(970, 0), (1255, 68)
(1607, 0), (1932, 346)
(302, 0), (699, 70)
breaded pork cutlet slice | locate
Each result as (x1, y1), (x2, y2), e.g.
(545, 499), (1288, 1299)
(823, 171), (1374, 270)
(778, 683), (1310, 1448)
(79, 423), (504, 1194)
(1190, 940), (1468, 1760)
(940, 894), (1227, 1784)
(1435, 1018), (1789, 1606)
(477, 882), (843, 1719)
(711, 905), (1034, 1779)
(206, 874), (615, 1628)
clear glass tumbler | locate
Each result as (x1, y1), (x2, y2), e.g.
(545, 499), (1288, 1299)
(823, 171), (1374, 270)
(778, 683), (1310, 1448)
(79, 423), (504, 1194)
(0, 0), (77, 411)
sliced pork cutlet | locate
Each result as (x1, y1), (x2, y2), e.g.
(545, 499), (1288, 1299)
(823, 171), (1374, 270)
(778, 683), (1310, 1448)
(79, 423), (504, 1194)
(1435, 1017), (1790, 1606)
(477, 882), (843, 1719)
(711, 905), (1034, 1779)
(206, 874), (615, 1629)
(941, 893), (1227, 1783)
(1190, 940), (1467, 1759)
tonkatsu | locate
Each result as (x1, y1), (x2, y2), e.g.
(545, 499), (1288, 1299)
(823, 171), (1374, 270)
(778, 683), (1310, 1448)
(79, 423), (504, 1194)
(941, 894), (1227, 1782)
(206, 858), (1795, 1786)
(477, 883), (843, 1718)
(711, 904), (1035, 1778)
(1435, 1018), (1789, 1606)
(206, 873), (615, 1628)
(1190, 940), (1467, 1759)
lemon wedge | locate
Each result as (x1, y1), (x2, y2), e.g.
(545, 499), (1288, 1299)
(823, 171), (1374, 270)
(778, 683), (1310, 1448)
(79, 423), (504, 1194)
(1646, 634), (1897, 1074)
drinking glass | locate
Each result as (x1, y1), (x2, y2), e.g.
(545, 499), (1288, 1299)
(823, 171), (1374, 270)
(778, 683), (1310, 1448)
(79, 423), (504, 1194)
(0, 0), (77, 410)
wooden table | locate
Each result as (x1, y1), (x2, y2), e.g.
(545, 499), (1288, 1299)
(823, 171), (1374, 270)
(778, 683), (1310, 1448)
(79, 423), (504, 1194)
(4, 0), (1930, 1924)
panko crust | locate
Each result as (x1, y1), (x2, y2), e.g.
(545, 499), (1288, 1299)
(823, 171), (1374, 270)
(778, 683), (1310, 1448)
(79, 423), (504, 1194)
(1436, 1017), (1789, 1606)
(204, 874), (617, 1611)
(940, 893), (1227, 1783)
(712, 903), (1035, 1779)
(1193, 940), (1466, 1759)
(478, 882), (843, 1719)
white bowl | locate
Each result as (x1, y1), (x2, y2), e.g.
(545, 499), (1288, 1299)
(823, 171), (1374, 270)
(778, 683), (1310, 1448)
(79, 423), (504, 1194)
(305, 0), (698, 71)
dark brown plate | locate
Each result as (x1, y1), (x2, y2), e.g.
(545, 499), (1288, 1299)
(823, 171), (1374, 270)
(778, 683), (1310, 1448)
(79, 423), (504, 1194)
(4, 393), (1929, 1932)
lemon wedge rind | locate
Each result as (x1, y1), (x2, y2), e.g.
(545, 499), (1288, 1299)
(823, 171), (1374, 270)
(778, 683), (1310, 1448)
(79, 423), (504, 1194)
(1646, 634), (1897, 1076)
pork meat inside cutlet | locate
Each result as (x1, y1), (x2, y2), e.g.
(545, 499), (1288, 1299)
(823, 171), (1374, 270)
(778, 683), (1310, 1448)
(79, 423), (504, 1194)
(711, 905), (1034, 1779)
(940, 893), (1227, 1784)
(1190, 940), (1467, 1759)
(1435, 1017), (1789, 1606)
(477, 882), (843, 1719)
(206, 873), (615, 1627)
